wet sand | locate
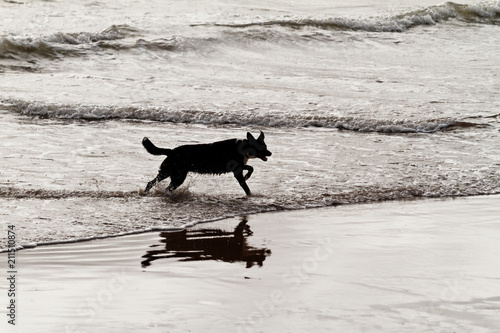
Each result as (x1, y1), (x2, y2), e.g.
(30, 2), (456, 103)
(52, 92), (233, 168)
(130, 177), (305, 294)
(2, 195), (500, 332)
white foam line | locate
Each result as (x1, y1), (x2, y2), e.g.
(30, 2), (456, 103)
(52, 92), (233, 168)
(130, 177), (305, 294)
(0, 216), (231, 253)
(4, 98), (487, 133)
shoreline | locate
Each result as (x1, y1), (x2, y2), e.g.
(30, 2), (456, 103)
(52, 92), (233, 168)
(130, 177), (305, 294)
(2, 193), (499, 253)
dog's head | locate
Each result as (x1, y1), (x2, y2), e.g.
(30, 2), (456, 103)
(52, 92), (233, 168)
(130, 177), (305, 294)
(246, 131), (272, 162)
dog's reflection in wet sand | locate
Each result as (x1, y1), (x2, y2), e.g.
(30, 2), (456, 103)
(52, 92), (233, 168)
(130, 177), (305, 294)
(142, 217), (271, 268)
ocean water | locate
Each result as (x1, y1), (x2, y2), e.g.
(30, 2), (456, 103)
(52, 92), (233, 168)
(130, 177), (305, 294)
(1, 0), (499, 247)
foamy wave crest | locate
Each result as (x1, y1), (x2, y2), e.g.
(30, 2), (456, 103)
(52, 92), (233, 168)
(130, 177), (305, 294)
(45, 25), (138, 45)
(0, 25), (138, 59)
(111, 36), (216, 53)
(213, 2), (500, 32)
(0, 187), (139, 199)
(3, 99), (488, 133)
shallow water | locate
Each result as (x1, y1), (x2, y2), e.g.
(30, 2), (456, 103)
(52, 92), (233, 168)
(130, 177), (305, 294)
(1, 0), (499, 246)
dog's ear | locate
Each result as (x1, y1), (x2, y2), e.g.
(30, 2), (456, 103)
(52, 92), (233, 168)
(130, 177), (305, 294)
(247, 132), (256, 142)
(258, 131), (265, 141)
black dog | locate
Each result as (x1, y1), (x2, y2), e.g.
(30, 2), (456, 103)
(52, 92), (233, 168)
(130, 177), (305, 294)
(142, 131), (271, 195)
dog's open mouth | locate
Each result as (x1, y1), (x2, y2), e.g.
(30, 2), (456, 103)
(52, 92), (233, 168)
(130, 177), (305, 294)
(258, 151), (271, 162)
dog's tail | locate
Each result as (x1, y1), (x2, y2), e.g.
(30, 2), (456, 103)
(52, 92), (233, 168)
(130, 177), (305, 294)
(142, 137), (172, 156)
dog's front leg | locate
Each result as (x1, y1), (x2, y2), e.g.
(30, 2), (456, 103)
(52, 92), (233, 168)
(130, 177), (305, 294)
(243, 165), (254, 180)
(234, 172), (252, 196)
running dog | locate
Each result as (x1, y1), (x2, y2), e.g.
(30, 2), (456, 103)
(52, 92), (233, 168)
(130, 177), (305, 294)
(142, 131), (272, 195)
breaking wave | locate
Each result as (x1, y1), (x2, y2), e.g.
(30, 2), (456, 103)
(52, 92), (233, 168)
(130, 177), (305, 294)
(2, 2), (499, 62)
(212, 2), (500, 32)
(2, 99), (488, 134)
(0, 24), (138, 59)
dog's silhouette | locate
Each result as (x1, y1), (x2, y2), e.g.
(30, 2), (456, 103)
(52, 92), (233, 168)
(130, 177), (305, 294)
(142, 131), (271, 195)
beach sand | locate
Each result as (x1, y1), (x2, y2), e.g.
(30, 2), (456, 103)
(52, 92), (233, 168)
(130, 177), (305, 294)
(2, 195), (500, 332)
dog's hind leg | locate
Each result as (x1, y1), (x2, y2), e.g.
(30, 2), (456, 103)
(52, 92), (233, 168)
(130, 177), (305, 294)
(167, 171), (188, 192)
(145, 178), (157, 193)
(145, 172), (169, 193)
